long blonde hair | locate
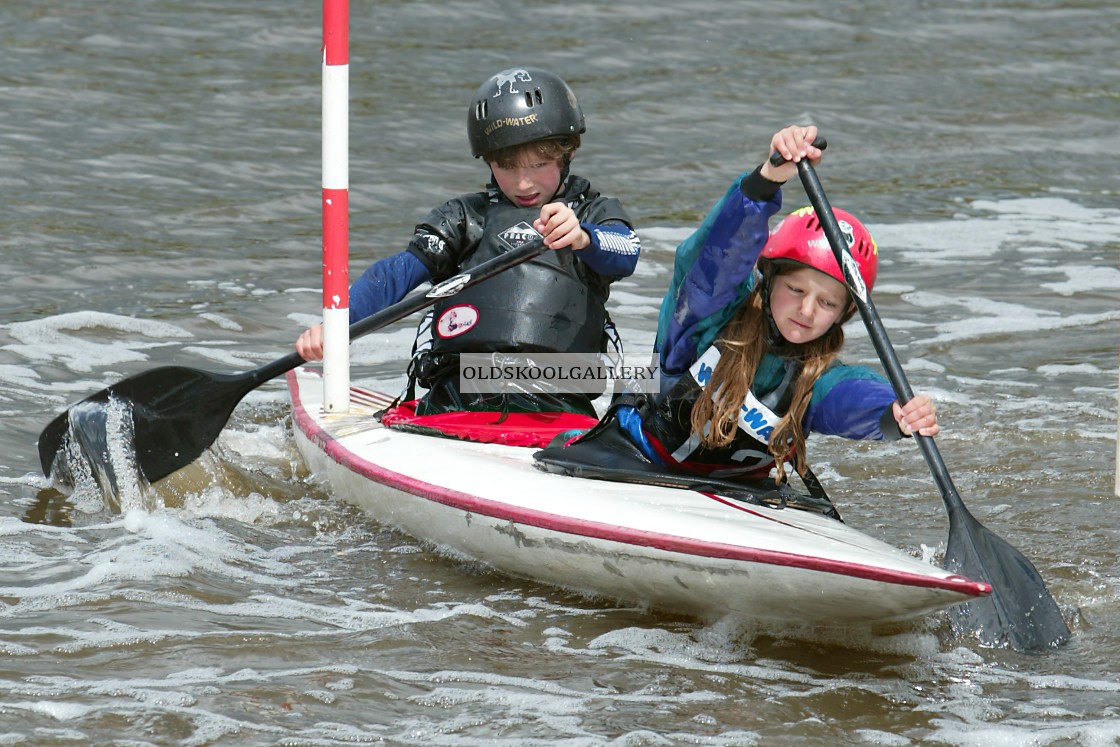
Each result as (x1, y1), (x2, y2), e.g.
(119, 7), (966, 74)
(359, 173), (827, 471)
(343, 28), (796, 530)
(689, 264), (847, 484)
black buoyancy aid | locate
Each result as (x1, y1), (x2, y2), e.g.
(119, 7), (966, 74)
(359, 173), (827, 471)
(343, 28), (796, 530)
(429, 201), (607, 354)
(642, 345), (799, 476)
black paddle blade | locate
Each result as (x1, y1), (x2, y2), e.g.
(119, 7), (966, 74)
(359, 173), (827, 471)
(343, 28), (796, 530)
(944, 504), (1071, 651)
(38, 365), (258, 485)
(36, 238), (551, 488)
(792, 155), (1069, 652)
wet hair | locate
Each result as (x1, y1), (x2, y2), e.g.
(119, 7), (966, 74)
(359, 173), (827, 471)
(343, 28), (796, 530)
(482, 135), (581, 169)
(689, 263), (847, 485)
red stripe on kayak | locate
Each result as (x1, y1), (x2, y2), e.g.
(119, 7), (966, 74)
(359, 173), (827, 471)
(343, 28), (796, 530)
(288, 371), (991, 599)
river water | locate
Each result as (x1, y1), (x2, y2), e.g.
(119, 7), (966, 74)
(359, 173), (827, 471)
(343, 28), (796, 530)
(2, 1), (1119, 744)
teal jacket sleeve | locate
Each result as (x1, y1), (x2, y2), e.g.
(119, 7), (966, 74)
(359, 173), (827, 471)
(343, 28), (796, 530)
(657, 166), (784, 375)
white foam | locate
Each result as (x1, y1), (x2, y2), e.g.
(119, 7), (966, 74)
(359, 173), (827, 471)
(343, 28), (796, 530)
(1035, 264), (1120, 296)
(930, 710), (1120, 746)
(1038, 363), (1101, 376)
(6, 700), (95, 721)
(874, 282), (917, 295)
(178, 486), (288, 526)
(5, 311), (191, 373)
(217, 423), (291, 462)
(873, 198), (1120, 263)
(0, 509), (307, 609)
(196, 312), (243, 332)
(0, 364), (64, 394)
(180, 345), (271, 369)
(853, 729), (912, 746)
(928, 308), (1120, 346)
(904, 357), (947, 374)
(892, 290), (1120, 345)
(287, 311), (322, 328)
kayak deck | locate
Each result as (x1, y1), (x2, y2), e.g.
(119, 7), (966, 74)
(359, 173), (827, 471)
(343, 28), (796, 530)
(287, 367), (989, 631)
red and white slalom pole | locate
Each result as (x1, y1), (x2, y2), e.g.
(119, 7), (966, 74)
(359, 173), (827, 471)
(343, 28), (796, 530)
(321, 0), (349, 412)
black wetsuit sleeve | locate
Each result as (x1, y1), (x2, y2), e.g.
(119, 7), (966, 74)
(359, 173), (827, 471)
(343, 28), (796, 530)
(740, 164), (784, 203)
(879, 405), (905, 441)
(405, 193), (488, 281)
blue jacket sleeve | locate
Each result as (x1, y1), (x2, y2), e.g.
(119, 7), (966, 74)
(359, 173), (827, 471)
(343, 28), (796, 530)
(805, 365), (900, 440)
(658, 168), (784, 375)
(577, 222), (641, 278)
(348, 250), (432, 324)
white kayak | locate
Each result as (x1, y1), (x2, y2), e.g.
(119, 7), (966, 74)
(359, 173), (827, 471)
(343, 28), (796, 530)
(287, 367), (990, 632)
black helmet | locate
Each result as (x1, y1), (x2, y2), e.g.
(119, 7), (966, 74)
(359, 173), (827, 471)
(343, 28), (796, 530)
(467, 67), (585, 158)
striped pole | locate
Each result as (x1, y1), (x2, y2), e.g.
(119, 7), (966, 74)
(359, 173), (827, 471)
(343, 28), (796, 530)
(321, 0), (349, 412)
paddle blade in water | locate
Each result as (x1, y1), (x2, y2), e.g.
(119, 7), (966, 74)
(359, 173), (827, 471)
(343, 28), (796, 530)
(944, 506), (1071, 651)
(38, 365), (256, 485)
(793, 156), (1069, 653)
(37, 238), (549, 488)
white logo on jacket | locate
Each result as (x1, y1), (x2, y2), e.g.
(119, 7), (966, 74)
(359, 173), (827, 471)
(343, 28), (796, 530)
(436, 305), (479, 338)
(670, 346), (782, 463)
(498, 221), (543, 251)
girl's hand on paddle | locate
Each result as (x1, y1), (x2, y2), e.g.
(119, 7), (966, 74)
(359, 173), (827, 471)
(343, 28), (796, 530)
(296, 324), (325, 362)
(760, 125), (822, 183)
(535, 202), (590, 251)
(893, 395), (939, 437)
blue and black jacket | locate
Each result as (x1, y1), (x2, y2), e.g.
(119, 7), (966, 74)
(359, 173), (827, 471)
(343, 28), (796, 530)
(620, 166), (902, 471)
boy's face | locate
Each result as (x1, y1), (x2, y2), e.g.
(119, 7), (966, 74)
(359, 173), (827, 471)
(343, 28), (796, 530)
(488, 151), (564, 209)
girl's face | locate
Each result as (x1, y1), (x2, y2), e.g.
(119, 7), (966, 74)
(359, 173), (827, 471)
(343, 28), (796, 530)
(489, 154), (564, 209)
(768, 266), (850, 344)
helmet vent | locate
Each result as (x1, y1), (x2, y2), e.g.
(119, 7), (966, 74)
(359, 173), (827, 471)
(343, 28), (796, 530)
(523, 88), (544, 108)
(474, 100), (488, 120)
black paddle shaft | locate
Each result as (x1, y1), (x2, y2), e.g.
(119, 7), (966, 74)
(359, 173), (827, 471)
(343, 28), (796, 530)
(778, 147), (1069, 650)
(38, 236), (550, 482)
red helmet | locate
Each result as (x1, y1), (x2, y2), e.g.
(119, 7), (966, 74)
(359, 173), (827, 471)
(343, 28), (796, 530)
(759, 206), (878, 291)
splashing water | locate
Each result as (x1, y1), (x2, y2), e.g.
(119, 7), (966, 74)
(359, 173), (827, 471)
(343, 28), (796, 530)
(54, 397), (160, 514)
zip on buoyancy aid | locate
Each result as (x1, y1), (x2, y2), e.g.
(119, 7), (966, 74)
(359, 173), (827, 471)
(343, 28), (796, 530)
(428, 201), (608, 355)
(641, 345), (800, 479)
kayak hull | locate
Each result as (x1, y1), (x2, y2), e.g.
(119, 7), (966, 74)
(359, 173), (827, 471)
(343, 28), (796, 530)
(288, 368), (989, 630)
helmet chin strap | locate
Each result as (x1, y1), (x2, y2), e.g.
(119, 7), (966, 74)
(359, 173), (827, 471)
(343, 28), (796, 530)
(559, 153), (572, 184)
